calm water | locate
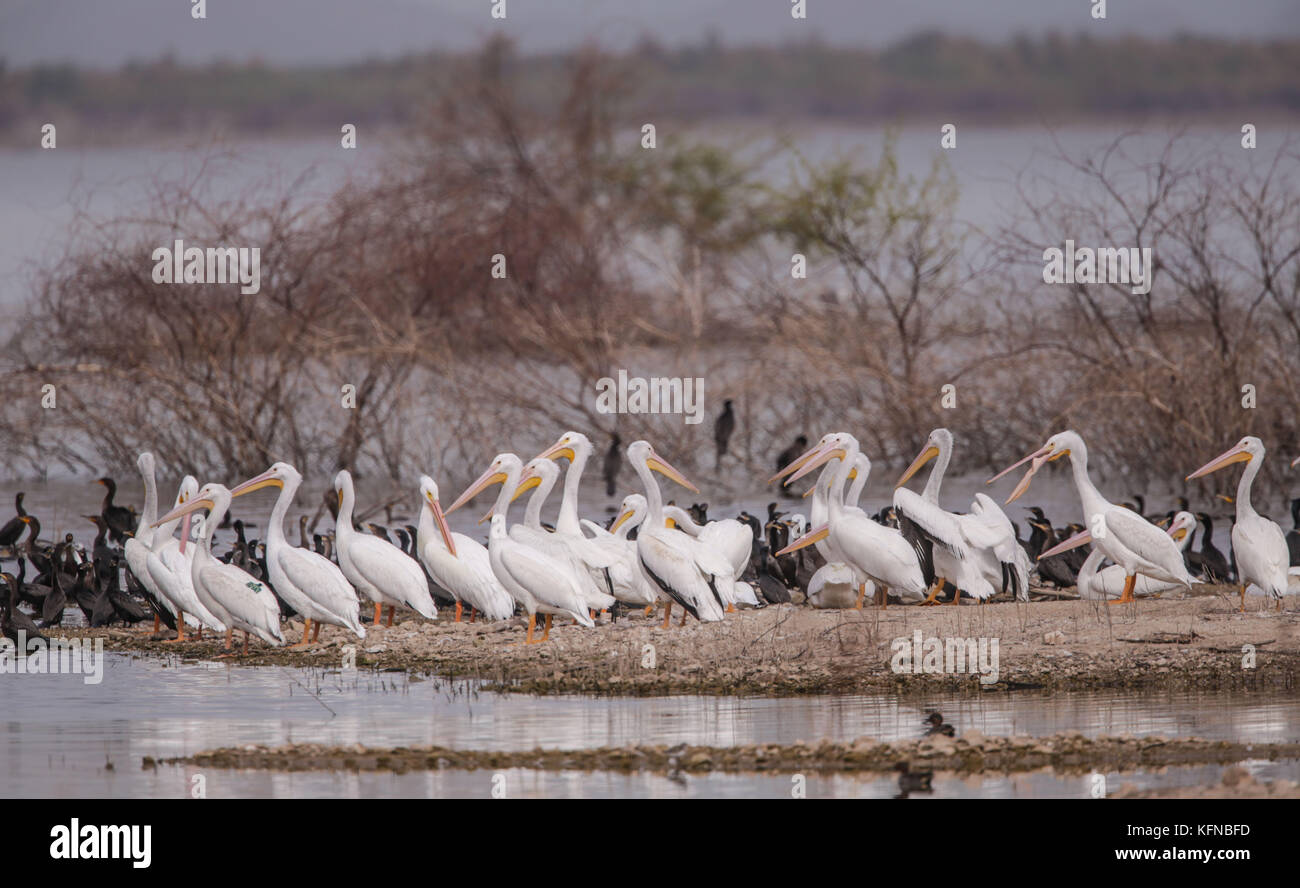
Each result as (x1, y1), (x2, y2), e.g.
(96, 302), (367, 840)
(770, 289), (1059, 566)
(5, 124), (1292, 311)
(2, 653), (1296, 798)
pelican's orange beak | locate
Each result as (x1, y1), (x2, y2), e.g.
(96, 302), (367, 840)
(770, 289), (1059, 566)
(510, 464), (542, 504)
(1037, 528), (1091, 560)
(896, 444), (939, 489)
(787, 444), (847, 486)
(988, 443), (1068, 504)
(423, 494), (457, 557)
(447, 466), (509, 515)
(776, 523), (829, 557)
(230, 469), (283, 498)
(154, 496), (213, 556)
(536, 436), (576, 463)
(770, 437), (831, 485)
(1187, 442), (1252, 480)
(647, 451), (699, 494)
(611, 507), (636, 534)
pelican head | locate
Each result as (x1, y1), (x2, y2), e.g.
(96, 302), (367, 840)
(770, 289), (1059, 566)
(153, 481), (229, 536)
(137, 451), (155, 477)
(896, 427), (952, 488)
(418, 474), (458, 557)
(611, 493), (648, 534)
(628, 440), (699, 493)
(1168, 510), (1196, 544)
(231, 461), (301, 498)
(512, 457), (557, 503)
(770, 432), (836, 484)
(783, 432), (856, 486)
(537, 430), (591, 464)
(988, 430), (1081, 504)
(1186, 436), (1264, 481)
(447, 453), (523, 514)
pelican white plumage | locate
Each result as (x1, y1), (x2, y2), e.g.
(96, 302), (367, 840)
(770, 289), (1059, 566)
(333, 469), (437, 626)
(510, 457), (616, 613)
(123, 452), (171, 632)
(1186, 437), (1290, 612)
(1078, 511), (1196, 600)
(626, 440), (727, 625)
(534, 432), (626, 594)
(230, 462), (365, 645)
(803, 453), (875, 607)
(990, 430), (1195, 604)
(806, 562), (862, 608)
(447, 453), (593, 643)
(416, 475), (514, 622)
(661, 505), (760, 609)
(146, 476), (225, 639)
(153, 483), (282, 653)
(775, 433), (931, 604)
(895, 428), (1031, 604)
(586, 494), (660, 608)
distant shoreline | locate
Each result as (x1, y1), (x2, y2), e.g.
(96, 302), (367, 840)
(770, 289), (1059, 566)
(4, 34), (1297, 148)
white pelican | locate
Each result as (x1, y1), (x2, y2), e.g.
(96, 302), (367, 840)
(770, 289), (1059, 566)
(806, 563), (863, 609)
(895, 428), (1031, 604)
(802, 453), (876, 607)
(627, 440), (727, 625)
(533, 433), (626, 595)
(510, 457), (617, 614)
(123, 452), (168, 632)
(990, 430), (1194, 604)
(154, 483), (283, 653)
(230, 462), (365, 645)
(775, 433), (930, 604)
(661, 505), (760, 610)
(447, 453), (593, 643)
(146, 476), (225, 640)
(416, 475), (514, 622)
(587, 494), (660, 609)
(1187, 437), (1290, 611)
(333, 469), (437, 626)
(1078, 511), (1196, 600)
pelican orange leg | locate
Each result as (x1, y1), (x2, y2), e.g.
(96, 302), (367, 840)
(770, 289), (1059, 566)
(162, 612), (187, 643)
(288, 618), (312, 649)
(1108, 574), (1136, 605)
(920, 578), (946, 607)
(661, 602), (673, 629)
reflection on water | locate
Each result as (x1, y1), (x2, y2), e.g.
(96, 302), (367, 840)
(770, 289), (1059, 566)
(2, 654), (1297, 798)
(98, 760), (1300, 800)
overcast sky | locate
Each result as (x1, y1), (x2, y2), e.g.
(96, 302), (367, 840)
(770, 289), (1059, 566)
(3, 0), (1298, 68)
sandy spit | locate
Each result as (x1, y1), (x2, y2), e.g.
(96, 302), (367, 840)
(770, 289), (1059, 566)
(81, 588), (1298, 696)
